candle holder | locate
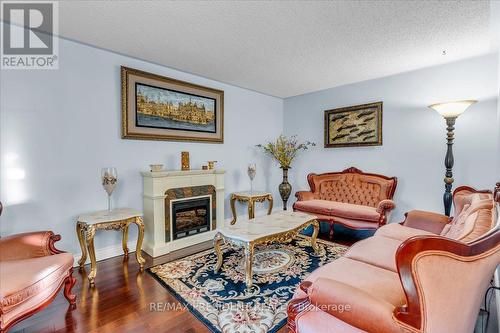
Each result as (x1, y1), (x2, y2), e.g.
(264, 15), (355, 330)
(101, 167), (117, 212)
(247, 163), (256, 194)
(181, 152), (190, 171)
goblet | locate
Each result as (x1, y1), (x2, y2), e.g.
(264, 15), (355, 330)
(247, 163), (256, 194)
(101, 167), (117, 211)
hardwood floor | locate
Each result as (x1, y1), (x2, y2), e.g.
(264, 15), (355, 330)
(10, 228), (498, 333)
(11, 246), (228, 333)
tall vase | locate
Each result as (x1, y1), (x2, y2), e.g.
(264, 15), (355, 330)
(279, 167), (292, 210)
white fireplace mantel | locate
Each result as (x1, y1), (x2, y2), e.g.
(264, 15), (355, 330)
(142, 169), (225, 257)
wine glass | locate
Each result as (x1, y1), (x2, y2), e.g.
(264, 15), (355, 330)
(101, 167), (117, 212)
(247, 163), (256, 194)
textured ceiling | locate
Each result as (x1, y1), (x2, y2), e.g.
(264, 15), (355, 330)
(57, 1), (495, 98)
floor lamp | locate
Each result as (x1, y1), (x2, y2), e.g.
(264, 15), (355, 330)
(428, 100), (477, 216)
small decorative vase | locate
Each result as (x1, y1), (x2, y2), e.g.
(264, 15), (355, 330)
(207, 160), (217, 170)
(181, 152), (190, 171)
(279, 167), (292, 210)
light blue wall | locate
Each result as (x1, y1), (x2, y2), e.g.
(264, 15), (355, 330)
(283, 54), (499, 222)
(0, 36), (284, 255)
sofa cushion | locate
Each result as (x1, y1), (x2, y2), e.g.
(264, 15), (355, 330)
(294, 257), (405, 309)
(344, 236), (402, 272)
(294, 200), (380, 222)
(375, 223), (437, 241)
(441, 198), (494, 242)
(296, 307), (367, 333)
(0, 253), (73, 312)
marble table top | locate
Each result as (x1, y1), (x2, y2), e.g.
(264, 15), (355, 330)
(232, 191), (271, 197)
(77, 208), (142, 224)
(218, 211), (317, 242)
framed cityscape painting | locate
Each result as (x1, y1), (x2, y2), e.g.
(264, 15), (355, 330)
(121, 66), (224, 143)
(324, 102), (382, 148)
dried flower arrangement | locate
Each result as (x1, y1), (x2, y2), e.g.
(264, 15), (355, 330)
(256, 135), (315, 169)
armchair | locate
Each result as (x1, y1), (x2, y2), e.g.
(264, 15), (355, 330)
(293, 167), (397, 238)
(288, 184), (500, 333)
(0, 211), (76, 332)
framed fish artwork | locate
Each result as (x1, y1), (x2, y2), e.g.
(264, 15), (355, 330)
(324, 102), (382, 148)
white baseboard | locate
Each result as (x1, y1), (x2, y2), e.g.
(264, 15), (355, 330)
(73, 205), (284, 266)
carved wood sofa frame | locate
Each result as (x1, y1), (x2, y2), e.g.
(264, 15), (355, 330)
(0, 202), (76, 333)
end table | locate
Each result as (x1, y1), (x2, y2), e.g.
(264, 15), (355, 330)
(76, 208), (145, 286)
(230, 191), (273, 224)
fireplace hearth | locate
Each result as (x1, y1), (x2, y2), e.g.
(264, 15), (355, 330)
(172, 197), (211, 240)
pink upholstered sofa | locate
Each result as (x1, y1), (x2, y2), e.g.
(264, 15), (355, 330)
(293, 167), (397, 238)
(0, 203), (76, 333)
(288, 184), (500, 333)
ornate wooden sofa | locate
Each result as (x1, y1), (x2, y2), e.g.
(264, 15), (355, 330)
(0, 203), (76, 333)
(288, 184), (500, 333)
(293, 167), (397, 238)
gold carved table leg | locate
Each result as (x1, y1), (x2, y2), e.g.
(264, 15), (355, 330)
(76, 222), (88, 269)
(122, 223), (129, 257)
(85, 225), (97, 286)
(134, 217), (146, 270)
(310, 220), (320, 254)
(248, 199), (255, 219)
(266, 194), (273, 215)
(244, 243), (255, 288)
(213, 232), (224, 272)
(230, 194), (238, 225)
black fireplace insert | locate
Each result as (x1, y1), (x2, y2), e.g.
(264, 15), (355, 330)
(171, 197), (211, 240)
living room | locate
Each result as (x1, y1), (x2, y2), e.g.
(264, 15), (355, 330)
(0, 1), (499, 333)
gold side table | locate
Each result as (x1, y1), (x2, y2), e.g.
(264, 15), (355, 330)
(230, 191), (273, 224)
(76, 208), (145, 286)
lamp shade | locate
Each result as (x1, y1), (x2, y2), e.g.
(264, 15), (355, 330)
(428, 100), (477, 118)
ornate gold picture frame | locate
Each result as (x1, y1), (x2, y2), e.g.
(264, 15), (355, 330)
(121, 66), (224, 143)
(324, 102), (383, 148)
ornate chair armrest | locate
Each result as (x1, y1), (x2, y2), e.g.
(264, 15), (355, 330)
(295, 191), (316, 201)
(0, 231), (63, 261)
(376, 199), (396, 214)
(402, 210), (452, 234)
(307, 278), (399, 333)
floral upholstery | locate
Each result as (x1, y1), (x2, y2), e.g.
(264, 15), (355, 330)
(293, 168), (397, 233)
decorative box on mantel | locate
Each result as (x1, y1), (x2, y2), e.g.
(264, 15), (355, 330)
(141, 169), (225, 257)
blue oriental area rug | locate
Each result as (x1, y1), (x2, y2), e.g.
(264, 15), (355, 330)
(148, 236), (347, 333)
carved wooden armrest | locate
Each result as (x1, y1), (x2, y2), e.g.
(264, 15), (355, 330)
(376, 199), (396, 226)
(395, 232), (500, 331)
(376, 199), (396, 214)
(287, 281), (313, 332)
(0, 231), (64, 261)
(295, 191), (316, 201)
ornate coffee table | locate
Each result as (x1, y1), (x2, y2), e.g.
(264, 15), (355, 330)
(213, 211), (319, 288)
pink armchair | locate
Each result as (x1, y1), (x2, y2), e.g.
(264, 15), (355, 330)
(293, 167), (397, 238)
(288, 184), (500, 333)
(0, 204), (76, 332)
